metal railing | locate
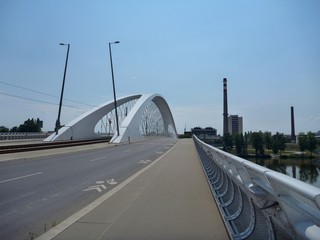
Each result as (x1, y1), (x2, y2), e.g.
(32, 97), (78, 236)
(193, 135), (320, 240)
(0, 132), (50, 140)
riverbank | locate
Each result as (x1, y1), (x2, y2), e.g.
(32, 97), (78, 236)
(234, 154), (320, 162)
(232, 146), (320, 160)
(243, 153), (320, 160)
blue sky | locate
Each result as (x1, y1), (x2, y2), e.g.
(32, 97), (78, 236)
(0, 0), (319, 135)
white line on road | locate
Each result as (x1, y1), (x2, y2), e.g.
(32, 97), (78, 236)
(0, 172), (43, 184)
(90, 157), (106, 162)
(106, 179), (118, 185)
(83, 184), (107, 193)
(138, 160), (152, 164)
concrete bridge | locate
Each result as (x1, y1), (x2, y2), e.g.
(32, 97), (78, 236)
(44, 93), (177, 143)
(32, 94), (320, 239)
(1, 94), (319, 239)
(28, 137), (319, 240)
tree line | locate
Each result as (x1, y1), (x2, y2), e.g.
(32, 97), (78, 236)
(297, 132), (318, 157)
(0, 118), (43, 133)
(223, 131), (318, 157)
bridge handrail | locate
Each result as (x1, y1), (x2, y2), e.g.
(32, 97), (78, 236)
(0, 132), (50, 140)
(193, 135), (320, 240)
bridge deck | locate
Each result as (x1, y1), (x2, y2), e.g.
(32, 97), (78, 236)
(43, 139), (228, 240)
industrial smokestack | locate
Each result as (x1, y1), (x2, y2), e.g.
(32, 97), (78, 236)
(223, 78), (229, 136)
(291, 106), (296, 143)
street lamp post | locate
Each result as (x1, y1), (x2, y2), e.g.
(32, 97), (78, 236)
(108, 41), (120, 137)
(55, 43), (70, 135)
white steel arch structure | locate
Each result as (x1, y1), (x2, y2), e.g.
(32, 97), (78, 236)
(44, 94), (177, 143)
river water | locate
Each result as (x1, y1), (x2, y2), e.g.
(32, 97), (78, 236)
(248, 157), (320, 189)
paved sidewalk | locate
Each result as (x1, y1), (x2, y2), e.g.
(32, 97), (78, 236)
(38, 139), (229, 240)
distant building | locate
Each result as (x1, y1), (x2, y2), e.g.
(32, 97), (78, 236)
(191, 127), (218, 142)
(228, 115), (243, 134)
(182, 131), (192, 138)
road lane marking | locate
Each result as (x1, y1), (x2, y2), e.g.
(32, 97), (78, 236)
(83, 179), (118, 193)
(90, 157), (106, 162)
(0, 172), (43, 184)
(83, 184), (107, 193)
(138, 160), (152, 164)
(106, 179), (117, 185)
(83, 181), (107, 192)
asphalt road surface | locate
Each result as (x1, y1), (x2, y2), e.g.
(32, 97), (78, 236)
(0, 137), (178, 240)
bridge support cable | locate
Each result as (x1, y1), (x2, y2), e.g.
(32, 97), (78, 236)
(193, 135), (320, 240)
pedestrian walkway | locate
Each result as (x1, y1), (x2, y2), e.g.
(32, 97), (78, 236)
(38, 139), (229, 240)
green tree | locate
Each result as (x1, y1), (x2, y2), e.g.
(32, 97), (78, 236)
(233, 133), (244, 155)
(243, 132), (249, 155)
(223, 133), (233, 152)
(306, 132), (317, 157)
(0, 126), (9, 132)
(271, 132), (286, 155)
(277, 132), (286, 155)
(264, 131), (272, 154)
(10, 126), (18, 132)
(298, 133), (308, 157)
(9, 118), (43, 132)
(251, 131), (265, 155)
(271, 134), (279, 154)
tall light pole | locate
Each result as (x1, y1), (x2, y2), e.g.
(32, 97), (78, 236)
(223, 78), (229, 136)
(108, 41), (120, 137)
(55, 43), (70, 135)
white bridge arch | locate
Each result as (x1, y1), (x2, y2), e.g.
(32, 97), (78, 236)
(44, 94), (177, 143)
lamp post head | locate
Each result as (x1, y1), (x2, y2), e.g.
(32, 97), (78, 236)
(60, 43), (70, 46)
(109, 41), (120, 45)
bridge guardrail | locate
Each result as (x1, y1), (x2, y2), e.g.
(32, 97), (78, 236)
(193, 135), (320, 240)
(0, 132), (50, 140)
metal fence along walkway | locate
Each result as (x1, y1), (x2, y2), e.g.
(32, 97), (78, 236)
(194, 135), (320, 240)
